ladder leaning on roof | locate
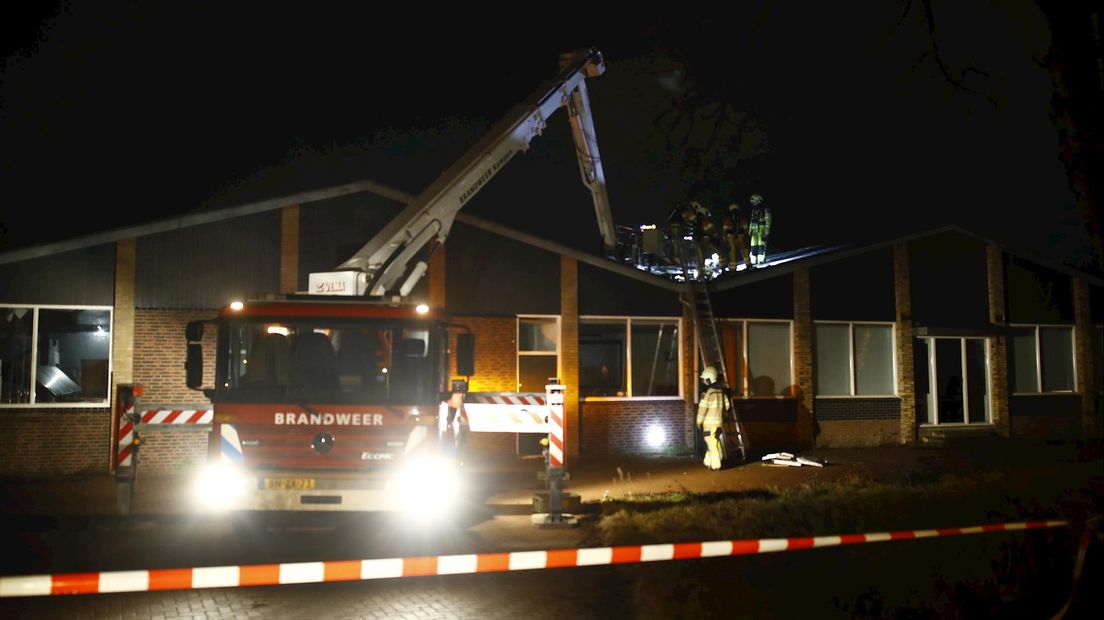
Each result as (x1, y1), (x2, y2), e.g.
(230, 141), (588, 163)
(677, 244), (749, 464)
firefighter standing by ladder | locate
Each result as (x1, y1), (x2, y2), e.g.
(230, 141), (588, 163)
(696, 366), (730, 470)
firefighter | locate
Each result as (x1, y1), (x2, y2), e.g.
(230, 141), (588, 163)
(696, 365), (729, 470)
(748, 193), (771, 266)
(690, 201), (718, 278)
(723, 202), (751, 270)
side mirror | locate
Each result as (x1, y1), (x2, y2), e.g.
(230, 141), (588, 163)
(455, 333), (474, 376)
(186, 320), (204, 342)
(186, 343), (204, 389)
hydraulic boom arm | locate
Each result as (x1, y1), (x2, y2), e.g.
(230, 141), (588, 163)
(328, 48), (616, 297)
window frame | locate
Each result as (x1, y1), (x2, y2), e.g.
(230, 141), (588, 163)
(516, 315), (560, 394)
(0, 303), (114, 408)
(579, 315), (683, 401)
(1009, 323), (1078, 395)
(715, 318), (794, 398)
(917, 336), (992, 426)
(813, 320), (898, 398)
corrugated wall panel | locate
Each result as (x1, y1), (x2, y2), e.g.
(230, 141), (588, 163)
(136, 211), (280, 308)
(298, 192), (407, 286)
(0, 245), (115, 305)
(446, 223), (560, 315)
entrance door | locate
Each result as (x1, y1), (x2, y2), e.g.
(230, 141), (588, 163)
(917, 337), (990, 425)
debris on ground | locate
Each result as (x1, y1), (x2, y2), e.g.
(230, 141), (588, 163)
(761, 452), (826, 467)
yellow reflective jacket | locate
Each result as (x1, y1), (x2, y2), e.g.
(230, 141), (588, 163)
(696, 385), (729, 431)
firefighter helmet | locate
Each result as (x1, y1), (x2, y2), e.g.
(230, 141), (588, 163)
(750, 194), (763, 206)
(700, 366), (718, 385)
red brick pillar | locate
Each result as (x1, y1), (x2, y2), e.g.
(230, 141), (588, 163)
(894, 242), (917, 444)
(111, 239), (137, 472)
(792, 268), (815, 447)
(429, 243), (446, 310)
(560, 257), (580, 459)
(986, 244), (1011, 437)
(280, 205), (300, 294)
(1073, 277), (1099, 437)
(682, 295), (696, 448)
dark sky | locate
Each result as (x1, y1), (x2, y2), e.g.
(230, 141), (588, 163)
(0, 2), (1096, 270)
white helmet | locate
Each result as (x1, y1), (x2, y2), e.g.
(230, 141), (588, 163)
(700, 366), (718, 385)
(749, 194), (763, 206)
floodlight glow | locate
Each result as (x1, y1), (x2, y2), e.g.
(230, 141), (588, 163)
(415, 304), (429, 314)
(230, 301), (244, 311)
(645, 425), (666, 448)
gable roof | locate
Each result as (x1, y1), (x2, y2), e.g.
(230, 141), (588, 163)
(1, 179), (1099, 290)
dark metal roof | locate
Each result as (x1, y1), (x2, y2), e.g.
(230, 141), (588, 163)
(1, 179), (1099, 289)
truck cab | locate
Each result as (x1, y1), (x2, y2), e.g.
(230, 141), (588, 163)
(185, 297), (465, 514)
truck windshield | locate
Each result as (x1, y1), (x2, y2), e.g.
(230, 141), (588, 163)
(219, 318), (436, 405)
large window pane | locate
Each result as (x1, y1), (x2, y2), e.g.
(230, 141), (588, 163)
(1, 308), (34, 404)
(1011, 330), (1039, 393)
(1040, 327), (1074, 392)
(935, 339), (964, 424)
(580, 321), (626, 397)
(35, 309), (111, 403)
(966, 339), (988, 423)
(631, 321), (678, 396)
(747, 322), (791, 396)
(519, 318), (558, 352)
(854, 325), (894, 395)
(814, 324), (850, 396)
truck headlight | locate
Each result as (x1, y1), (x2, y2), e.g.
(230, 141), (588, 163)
(192, 463), (247, 511)
(388, 455), (462, 516)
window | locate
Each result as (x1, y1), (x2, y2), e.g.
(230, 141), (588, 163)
(1, 305), (112, 406)
(814, 322), (896, 396)
(580, 317), (681, 398)
(1009, 325), (1075, 394)
(518, 316), (558, 393)
(746, 322), (793, 397)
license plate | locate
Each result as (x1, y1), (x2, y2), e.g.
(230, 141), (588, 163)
(261, 478), (316, 490)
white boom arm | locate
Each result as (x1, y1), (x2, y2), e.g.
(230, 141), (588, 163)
(324, 48), (616, 297)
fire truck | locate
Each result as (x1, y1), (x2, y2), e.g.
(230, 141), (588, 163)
(182, 48), (615, 515)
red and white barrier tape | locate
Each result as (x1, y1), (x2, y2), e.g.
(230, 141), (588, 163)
(0, 519), (1066, 597)
(140, 409), (212, 425)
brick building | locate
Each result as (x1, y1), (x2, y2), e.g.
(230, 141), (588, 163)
(0, 181), (1101, 475)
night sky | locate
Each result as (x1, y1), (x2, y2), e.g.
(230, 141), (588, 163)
(0, 3), (1097, 271)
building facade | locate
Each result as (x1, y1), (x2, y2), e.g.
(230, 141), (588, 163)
(1, 184), (1101, 475)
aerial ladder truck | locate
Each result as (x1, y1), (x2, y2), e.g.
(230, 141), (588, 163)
(176, 48), (619, 516)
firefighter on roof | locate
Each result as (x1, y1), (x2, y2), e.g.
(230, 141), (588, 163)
(696, 366), (729, 470)
(723, 202), (751, 270)
(690, 201), (719, 278)
(748, 193), (771, 266)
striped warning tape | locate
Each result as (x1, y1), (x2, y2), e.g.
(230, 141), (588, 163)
(0, 519), (1066, 597)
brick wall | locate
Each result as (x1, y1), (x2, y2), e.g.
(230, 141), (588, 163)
(816, 420), (900, 447)
(449, 315), (516, 392)
(1073, 277), (1099, 437)
(987, 243), (1011, 436)
(130, 429), (210, 473)
(130, 309), (216, 472)
(0, 410), (111, 475)
(792, 268), (814, 447)
(894, 242), (917, 443)
(580, 399), (688, 455)
(134, 309), (218, 406)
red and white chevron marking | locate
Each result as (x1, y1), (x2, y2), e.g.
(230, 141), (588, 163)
(115, 403), (135, 468)
(463, 393), (548, 433)
(465, 393), (546, 406)
(0, 520), (1066, 597)
(139, 409), (213, 425)
(547, 404), (564, 468)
